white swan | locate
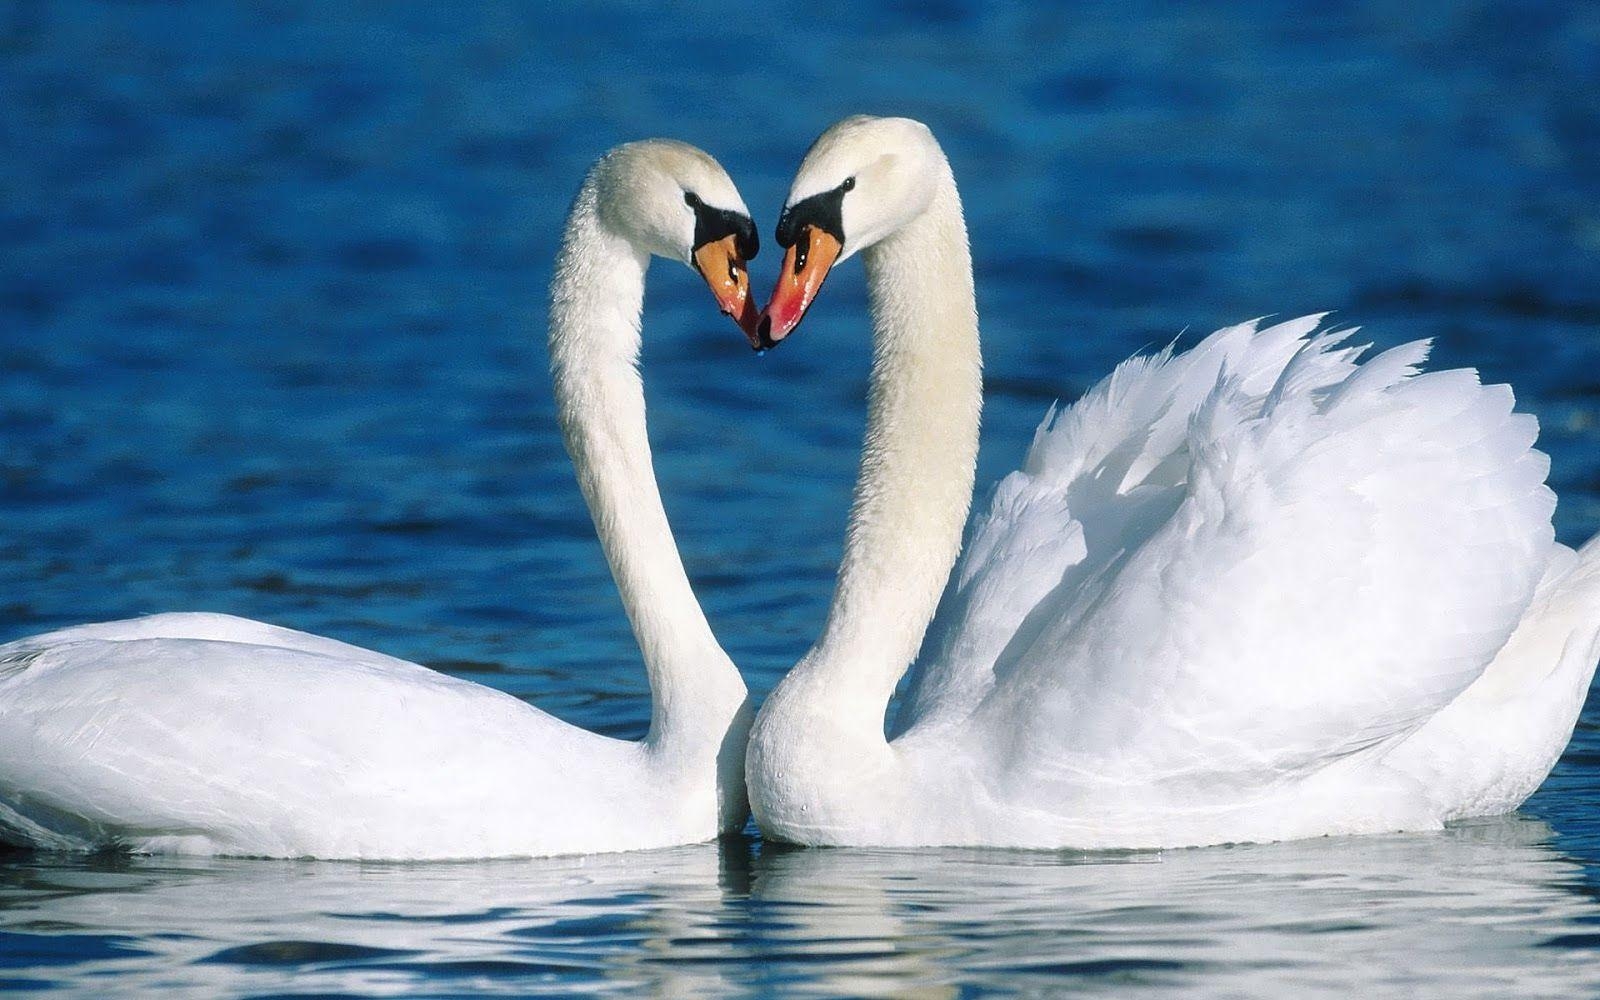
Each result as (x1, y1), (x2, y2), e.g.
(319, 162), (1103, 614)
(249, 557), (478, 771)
(0, 140), (759, 859)
(745, 115), (1600, 850)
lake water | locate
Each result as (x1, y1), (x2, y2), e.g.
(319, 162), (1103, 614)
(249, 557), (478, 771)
(2, 1), (1599, 996)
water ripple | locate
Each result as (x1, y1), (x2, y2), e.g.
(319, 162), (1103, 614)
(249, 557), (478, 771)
(2, 1), (1599, 996)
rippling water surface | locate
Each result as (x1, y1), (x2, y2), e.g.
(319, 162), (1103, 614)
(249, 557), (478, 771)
(6, 819), (1600, 997)
(2, 1), (1599, 995)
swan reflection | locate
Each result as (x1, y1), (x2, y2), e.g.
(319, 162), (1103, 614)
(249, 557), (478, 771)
(2, 817), (1598, 996)
(746, 816), (1600, 996)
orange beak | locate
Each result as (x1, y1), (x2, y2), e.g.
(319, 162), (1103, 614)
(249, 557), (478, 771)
(692, 234), (760, 344)
(756, 225), (842, 349)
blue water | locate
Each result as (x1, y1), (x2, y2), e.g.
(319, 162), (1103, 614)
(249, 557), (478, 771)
(2, 1), (1598, 995)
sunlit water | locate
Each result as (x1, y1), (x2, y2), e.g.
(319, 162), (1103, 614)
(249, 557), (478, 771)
(3, 1), (1599, 996)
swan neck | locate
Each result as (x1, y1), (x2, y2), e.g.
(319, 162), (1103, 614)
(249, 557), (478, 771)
(547, 181), (738, 746)
(813, 160), (982, 706)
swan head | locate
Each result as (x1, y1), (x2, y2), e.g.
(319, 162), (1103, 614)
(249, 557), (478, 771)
(592, 140), (761, 340)
(757, 116), (944, 347)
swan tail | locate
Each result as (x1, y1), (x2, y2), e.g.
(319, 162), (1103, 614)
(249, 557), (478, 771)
(1476, 532), (1600, 701)
(1385, 532), (1600, 819)
(1502, 533), (1600, 689)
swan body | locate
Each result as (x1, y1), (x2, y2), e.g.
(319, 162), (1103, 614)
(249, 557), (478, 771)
(746, 116), (1600, 850)
(0, 140), (758, 859)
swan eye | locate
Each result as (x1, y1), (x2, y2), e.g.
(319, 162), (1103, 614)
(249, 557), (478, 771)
(841, 177), (855, 192)
(684, 191), (702, 209)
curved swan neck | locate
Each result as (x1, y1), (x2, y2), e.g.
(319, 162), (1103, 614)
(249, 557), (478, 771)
(548, 180), (738, 747)
(807, 157), (983, 706)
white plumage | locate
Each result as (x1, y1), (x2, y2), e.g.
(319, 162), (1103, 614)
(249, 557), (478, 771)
(746, 116), (1600, 849)
(909, 316), (1593, 846)
(0, 140), (756, 860)
(0, 613), (657, 857)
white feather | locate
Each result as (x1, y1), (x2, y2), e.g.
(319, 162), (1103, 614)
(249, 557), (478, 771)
(746, 116), (1600, 851)
(0, 143), (753, 860)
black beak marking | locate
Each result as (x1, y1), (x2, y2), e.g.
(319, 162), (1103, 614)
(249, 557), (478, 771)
(775, 179), (849, 249)
(690, 197), (759, 261)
